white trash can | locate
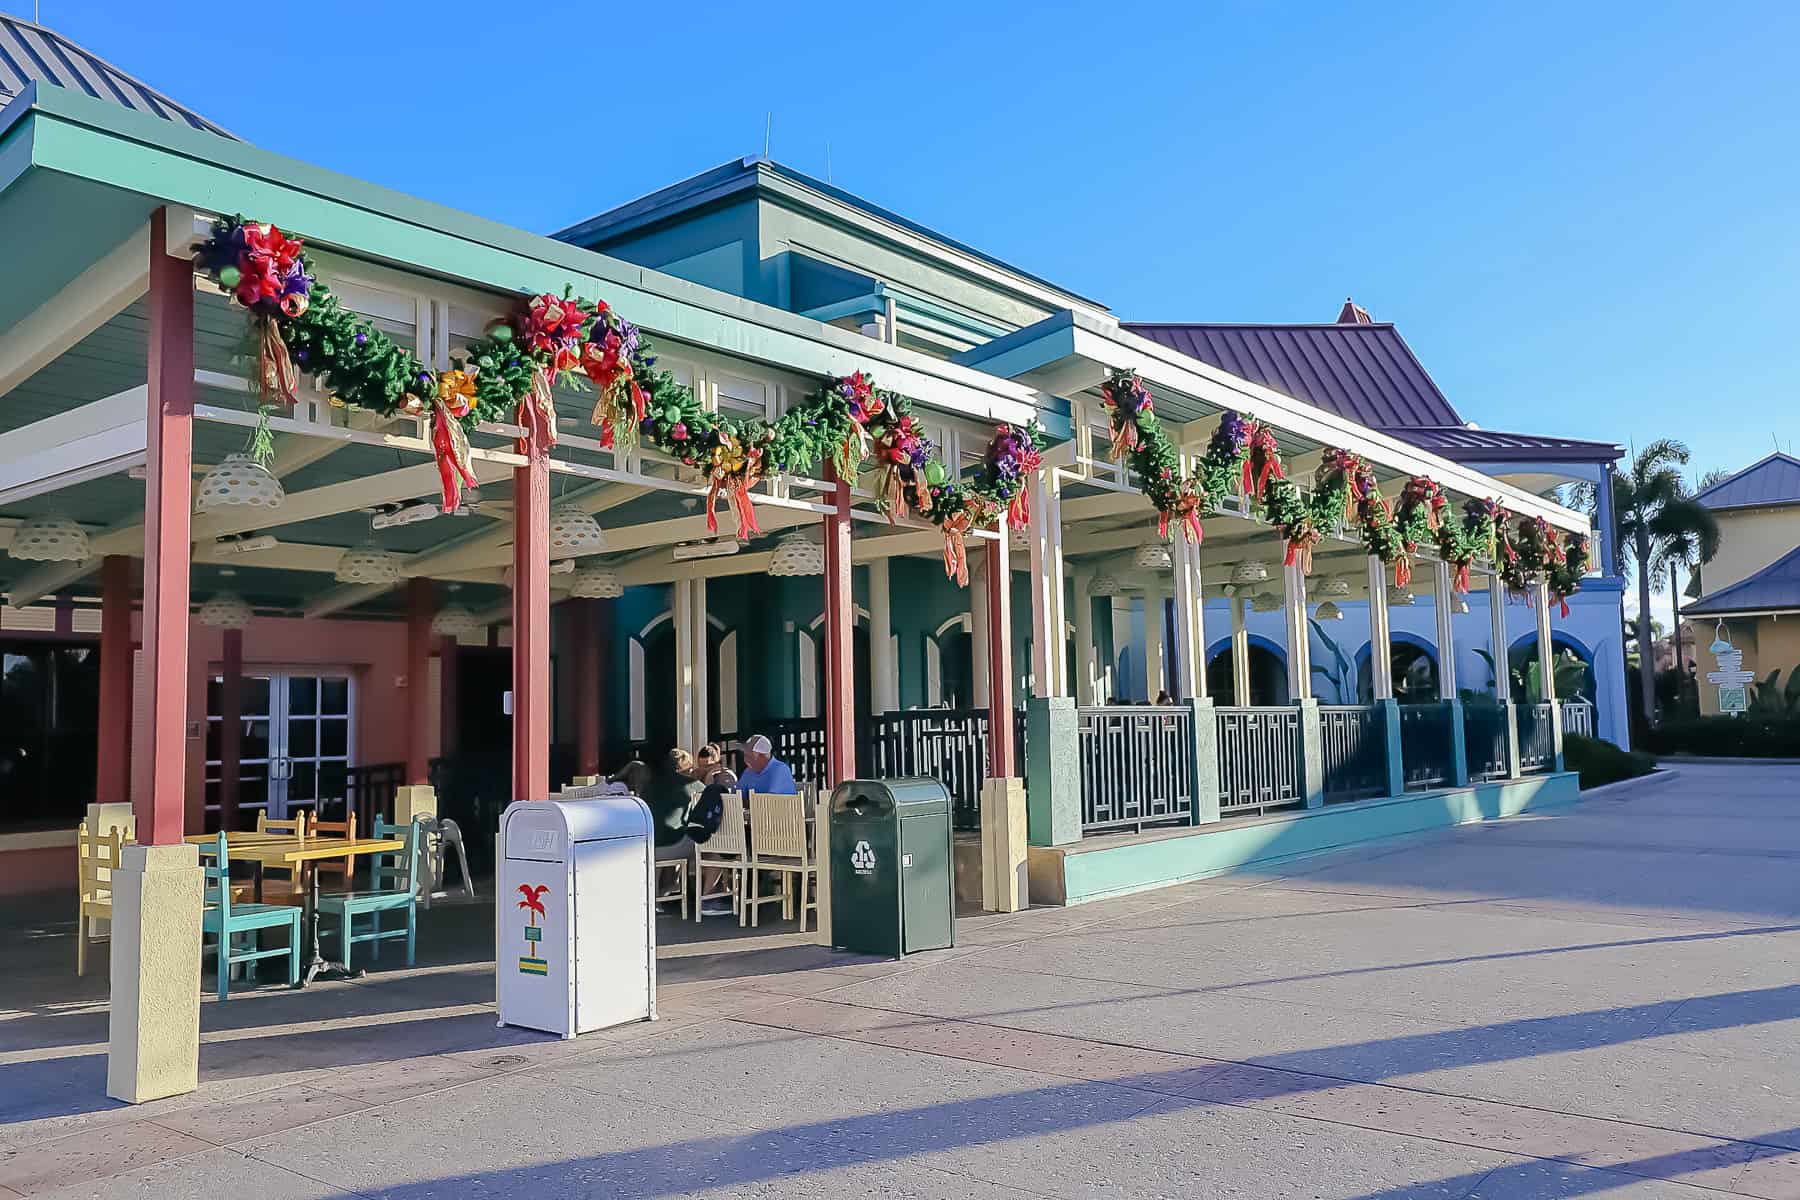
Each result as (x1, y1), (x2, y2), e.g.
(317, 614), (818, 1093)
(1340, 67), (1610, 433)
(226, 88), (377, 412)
(495, 796), (657, 1038)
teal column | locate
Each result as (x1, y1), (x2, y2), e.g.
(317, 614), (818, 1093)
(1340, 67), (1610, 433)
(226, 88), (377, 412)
(1445, 697), (1470, 786)
(1502, 700), (1522, 778)
(1189, 698), (1220, 824)
(1380, 698), (1406, 796)
(1025, 696), (1081, 846)
(1298, 698), (1324, 808)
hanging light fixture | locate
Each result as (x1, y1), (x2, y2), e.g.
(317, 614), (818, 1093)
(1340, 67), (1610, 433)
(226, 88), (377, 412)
(431, 603), (481, 638)
(767, 530), (824, 577)
(1251, 590), (1283, 613)
(1452, 595), (1471, 615)
(334, 544), (401, 585)
(1387, 586), (1416, 607)
(547, 504), (607, 558)
(1314, 600), (1344, 621)
(1230, 559), (1271, 590)
(7, 514), (90, 562)
(569, 565), (625, 599)
(195, 453), (285, 513)
(1133, 539), (1172, 571)
(1089, 572), (1122, 597)
(1319, 578), (1353, 599)
(197, 592), (253, 629)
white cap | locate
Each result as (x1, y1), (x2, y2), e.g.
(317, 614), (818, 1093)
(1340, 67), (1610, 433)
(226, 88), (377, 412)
(745, 734), (772, 755)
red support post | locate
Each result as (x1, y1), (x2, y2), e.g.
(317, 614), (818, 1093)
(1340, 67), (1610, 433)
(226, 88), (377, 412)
(137, 208), (193, 846)
(985, 527), (1016, 778)
(219, 628), (244, 830)
(511, 430), (551, 802)
(95, 555), (133, 807)
(821, 470), (855, 787)
(405, 577), (434, 785)
(575, 598), (603, 778)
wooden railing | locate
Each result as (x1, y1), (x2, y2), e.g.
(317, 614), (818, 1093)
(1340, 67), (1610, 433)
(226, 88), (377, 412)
(1076, 705), (1195, 834)
(1463, 702), (1511, 782)
(1518, 702), (1558, 774)
(1398, 702), (1456, 791)
(1216, 706), (1303, 815)
(1319, 705), (1387, 803)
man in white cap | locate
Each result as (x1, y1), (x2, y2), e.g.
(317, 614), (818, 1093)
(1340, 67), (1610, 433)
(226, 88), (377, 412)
(737, 734), (797, 796)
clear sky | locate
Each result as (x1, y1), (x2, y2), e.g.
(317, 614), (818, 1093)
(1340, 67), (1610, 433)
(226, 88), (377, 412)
(11, 1), (1797, 612)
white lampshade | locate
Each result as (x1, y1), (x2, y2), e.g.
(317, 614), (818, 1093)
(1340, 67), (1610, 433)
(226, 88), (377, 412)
(7, 513), (89, 562)
(767, 530), (824, 577)
(196, 453), (285, 512)
(1089, 572), (1122, 597)
(1230, 559), (1271, 589)
(431, 603), (481, 637)
(1251, 590), (1282, 613)
(1133, 540), (1173, 571)
(547, 504), (607, 558)
(1452, 595), (1471, 615)
(1319, 578), (1353, 599)
(334, 545), (401, 585)
(1314, 600), (1344, 621)
(569, 565), (625, 599)
(1387, 586), (1416, 607)
(197, 592), (253, 629)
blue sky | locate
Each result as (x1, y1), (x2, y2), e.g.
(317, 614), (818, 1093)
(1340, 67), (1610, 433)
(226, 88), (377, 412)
(12, 4), (1796, 500)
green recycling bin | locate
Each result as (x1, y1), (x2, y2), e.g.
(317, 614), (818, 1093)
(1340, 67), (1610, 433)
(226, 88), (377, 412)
(829, 778), (955, 958)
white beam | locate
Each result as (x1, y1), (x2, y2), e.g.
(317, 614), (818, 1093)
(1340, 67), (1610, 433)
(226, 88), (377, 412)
(0, 386), (146, 506)
(0, 227), (149, 403)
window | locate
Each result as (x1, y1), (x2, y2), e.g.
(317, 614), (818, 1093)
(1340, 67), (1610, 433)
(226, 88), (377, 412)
(0, 642), (100, 831)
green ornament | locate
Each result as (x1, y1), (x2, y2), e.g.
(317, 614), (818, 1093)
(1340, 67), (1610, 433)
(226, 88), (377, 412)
(1138, 410), (1158, 429)
(488, 322), (513, 344)
(924, 461), (948, 487)
(663, 404), (683, 424)
(218, 265), (241, 289)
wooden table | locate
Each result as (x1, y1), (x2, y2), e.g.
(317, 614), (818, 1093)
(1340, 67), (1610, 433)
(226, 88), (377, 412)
(190, 832), (404, 987)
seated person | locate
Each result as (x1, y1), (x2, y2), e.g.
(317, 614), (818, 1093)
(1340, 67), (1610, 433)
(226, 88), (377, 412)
(694, 742), (738, 788)
(644, 749), (703, 871)
(737, 734), (797, 795)
(690, 743), (739, 917)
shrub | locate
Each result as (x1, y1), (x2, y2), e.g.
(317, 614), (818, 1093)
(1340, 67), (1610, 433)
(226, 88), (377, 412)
(1643, 715), (1800, 758)
(1563, 734), (1657, 789)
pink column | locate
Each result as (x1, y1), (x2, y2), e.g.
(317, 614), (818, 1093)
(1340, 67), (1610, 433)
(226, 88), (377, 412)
(219, 628), (244, 830)
(985, 527), (1016, 778)
(96, 555), (133, 806)
(575, 598), (603, 778)
(821, 470), (855, 787)
(405, 577), (434, 785)
(512, 431), (551, 801)
(137, 208), (193, 846)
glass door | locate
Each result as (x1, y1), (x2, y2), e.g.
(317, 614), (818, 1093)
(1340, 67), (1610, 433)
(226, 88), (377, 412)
(206, 671), (354, 826)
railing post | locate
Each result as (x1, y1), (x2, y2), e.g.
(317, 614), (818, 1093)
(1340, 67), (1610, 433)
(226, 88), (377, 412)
(1445, 698), (1469, 787)
(1298, 697), (1325, 808)
(1434, 562), (1469, 787)
(1188, 697), (1220, 825)
(1026, 696), (1080, 846)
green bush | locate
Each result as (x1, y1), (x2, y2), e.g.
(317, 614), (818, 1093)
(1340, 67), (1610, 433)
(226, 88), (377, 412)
(1643, 715), (1800, 758)
(1563, 734), (1657, 789)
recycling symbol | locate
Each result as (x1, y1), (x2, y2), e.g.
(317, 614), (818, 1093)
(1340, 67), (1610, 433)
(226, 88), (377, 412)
(850, 840), (876, 872)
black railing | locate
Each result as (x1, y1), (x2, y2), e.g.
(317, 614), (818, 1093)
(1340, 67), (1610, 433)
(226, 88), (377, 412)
(760, 716), (829, 789)
(861, 708), (991, 831)
(1319, 705), (1387, 803)
(1216, 706), (1303, 815)
(1076, 705), (1195, 834)
(342, 761), (405, 826)
(1398, 702), (1456, 791)
(1463, 702), (1511, 782)
(1519, 702), (1557, 775)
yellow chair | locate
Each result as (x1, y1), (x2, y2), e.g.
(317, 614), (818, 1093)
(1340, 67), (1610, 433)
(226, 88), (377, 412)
(255, 811), (309, 899)
(693, 791), (748, 924)
(743, 792), (816, 930)
(76, 821), (127, 976)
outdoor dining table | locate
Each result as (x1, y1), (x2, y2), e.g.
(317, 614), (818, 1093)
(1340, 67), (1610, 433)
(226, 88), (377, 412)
(187, 830), (405, 987)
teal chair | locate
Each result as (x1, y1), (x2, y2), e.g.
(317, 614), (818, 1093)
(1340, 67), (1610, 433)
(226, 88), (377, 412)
(319, 816), (421, 970)
(201, 833), (302, 999)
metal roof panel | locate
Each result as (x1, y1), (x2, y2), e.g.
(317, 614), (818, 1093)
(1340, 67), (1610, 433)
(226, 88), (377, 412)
(1686, 544), (1800, 616)
(0, 14), (230, 137)
(1693, 453), (1800, 511)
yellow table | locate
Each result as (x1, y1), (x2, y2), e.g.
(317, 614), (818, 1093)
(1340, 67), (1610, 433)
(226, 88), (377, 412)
(191, 830), (405, 986)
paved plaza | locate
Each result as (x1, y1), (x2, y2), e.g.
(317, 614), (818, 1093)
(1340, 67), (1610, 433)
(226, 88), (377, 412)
(3, 762), (1798, 1198)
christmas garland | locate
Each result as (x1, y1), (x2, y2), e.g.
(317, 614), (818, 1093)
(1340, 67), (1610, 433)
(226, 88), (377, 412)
(1548, 534), (1589, 616)
(1101, 370), (1205, 542)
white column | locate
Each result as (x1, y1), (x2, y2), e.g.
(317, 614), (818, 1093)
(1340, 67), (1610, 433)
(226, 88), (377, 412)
(1027, 472), (1067, 698)
(1434, 561), (1458, 699)
(690, 577), (709, 747)
(1488, 570), (1509, 698)
(1230, 593), (1251, 705)
(1172, 537), (1206, 700)
(1283, 563), (1312, 701)
(1072, 567), (1098, 705)
(868, 558), (896, 713)
(970, 555), (991, 705)
(1367, 556), (1394, 700)
(674, 579), (696, 750)
(1143, 590), (1168, 700)
(1536, 575), (1564, 766)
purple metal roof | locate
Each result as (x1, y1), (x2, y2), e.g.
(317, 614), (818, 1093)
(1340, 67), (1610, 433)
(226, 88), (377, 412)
(1124, 322), (1463, 428)
(1686, 544), (1800, 616)
(1693, 453), (1800, 511)
(0, 15), (231, 137)
(1385, 425), (1624, 463)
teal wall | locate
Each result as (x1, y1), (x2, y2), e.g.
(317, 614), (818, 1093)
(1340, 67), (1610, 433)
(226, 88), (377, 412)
(575, 198), (765, 305)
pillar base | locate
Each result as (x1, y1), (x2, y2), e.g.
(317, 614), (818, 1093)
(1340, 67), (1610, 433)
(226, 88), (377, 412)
(1380, 699), (1406, 797)
(107, 842), (202, 1104)
(1025, 696), (1081, 847)
(1298, 698), (1325, 809)
(981, 778), (1029, 912)
(1445, 698), (1470, 787)
(1189, 698), (1221, 825)
(393, 785), (438, 827)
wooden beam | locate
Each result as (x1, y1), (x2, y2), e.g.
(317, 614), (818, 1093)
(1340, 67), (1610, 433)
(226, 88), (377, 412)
(0, 227), (149, 403)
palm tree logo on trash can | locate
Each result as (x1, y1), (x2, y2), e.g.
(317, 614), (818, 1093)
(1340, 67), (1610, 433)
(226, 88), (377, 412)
(851, 841), (876, 873)
(517, 884), (550, 975)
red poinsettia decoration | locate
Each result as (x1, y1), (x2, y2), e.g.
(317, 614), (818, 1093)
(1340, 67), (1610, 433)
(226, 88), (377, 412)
(234, 223), (305, 311)
(520, 293), (591, 374)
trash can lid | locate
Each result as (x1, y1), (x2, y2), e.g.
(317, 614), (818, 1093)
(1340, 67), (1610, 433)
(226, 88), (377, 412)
(830, 778), (951, 819)
(502, 795), (651, 855)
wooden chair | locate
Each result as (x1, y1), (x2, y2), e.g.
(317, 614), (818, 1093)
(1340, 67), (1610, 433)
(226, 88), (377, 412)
(200, 832), (302, 999)
(255, 810), (309, 899)
(693, 791), (748, 924)
(76, 821), (127, 976)
(318, 817), (421, 970)
(309, 812), (357, 890)
(743, 791), (816, 931)
(654, 854), (689, 919)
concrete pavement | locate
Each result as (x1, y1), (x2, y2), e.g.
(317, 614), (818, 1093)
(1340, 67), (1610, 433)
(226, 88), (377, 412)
(3, 761), (1798, 1197)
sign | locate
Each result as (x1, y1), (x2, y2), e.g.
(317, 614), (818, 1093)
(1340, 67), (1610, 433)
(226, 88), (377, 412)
(1706, 670), (1756, 685)
(1707, 625), (1749, 717)
(1719, 685), (1749, 715)
(850, 841), (876, 873)
(516, 883), (550, 975)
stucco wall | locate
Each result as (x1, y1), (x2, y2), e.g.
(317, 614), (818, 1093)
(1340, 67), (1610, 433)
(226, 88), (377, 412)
(1701, 506), (1800, 593)
(1693, 614), (1800, 716)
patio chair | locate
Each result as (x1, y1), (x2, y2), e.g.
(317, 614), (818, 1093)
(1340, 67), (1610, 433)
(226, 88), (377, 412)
(417, 815), (475, 907)
(200, 832), (302, 999)
(654, 853), (689, 919)
(254, 810), (309, 899)
(309, 812), (356, 890)
(76, 821), (127, 976)
(318, 816), (421, 970)
(743, 791), (816, 931)
(693, 791), (748, 924)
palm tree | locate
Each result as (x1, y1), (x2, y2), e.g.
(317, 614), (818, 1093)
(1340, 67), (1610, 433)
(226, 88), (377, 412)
(1578, 442), (1720, 726)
